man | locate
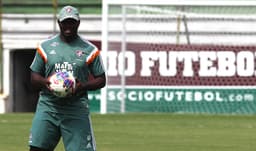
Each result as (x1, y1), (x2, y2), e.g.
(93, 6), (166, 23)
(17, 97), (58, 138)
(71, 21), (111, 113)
(29, 5), (105, 151)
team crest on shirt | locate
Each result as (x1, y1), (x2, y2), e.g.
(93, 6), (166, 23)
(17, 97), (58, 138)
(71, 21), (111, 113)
(76, 50), (85, 57)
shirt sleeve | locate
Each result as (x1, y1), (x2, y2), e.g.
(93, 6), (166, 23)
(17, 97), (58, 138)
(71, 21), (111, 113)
(30, 49), (45, 76)
(89, 53), (105, 76)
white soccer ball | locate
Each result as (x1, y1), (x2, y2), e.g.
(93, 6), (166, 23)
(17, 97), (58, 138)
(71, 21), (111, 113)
(49, 71), (76, 97)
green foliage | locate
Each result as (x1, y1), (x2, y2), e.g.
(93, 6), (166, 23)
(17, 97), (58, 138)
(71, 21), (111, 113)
(0, 113), (256, 151)
(2, 0), (102, 14)
(3, 0), (101, 4)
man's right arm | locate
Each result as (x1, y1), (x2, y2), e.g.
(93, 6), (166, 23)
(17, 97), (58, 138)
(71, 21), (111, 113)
(31, 71), (51, 91)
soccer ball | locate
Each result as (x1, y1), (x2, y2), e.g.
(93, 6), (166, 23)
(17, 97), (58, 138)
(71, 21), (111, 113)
(49, 71), (76, 97)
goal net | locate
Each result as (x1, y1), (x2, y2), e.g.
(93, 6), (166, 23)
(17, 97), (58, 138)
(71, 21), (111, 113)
(101, 0), (256, 114)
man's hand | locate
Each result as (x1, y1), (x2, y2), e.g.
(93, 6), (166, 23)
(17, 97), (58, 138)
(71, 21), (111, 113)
(45, 78), (53, 91)
(31, 71), (53, 91)
(72, 78), (85, 95)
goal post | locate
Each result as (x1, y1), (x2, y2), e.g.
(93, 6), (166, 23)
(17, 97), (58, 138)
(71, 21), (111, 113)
(101, 0), (256, 114)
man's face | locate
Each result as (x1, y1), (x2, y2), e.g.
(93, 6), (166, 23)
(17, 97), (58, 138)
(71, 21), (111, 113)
(58, 18), (80, 39)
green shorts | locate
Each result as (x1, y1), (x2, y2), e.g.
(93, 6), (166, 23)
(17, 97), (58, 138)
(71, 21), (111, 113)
(29, 110), (96, 151)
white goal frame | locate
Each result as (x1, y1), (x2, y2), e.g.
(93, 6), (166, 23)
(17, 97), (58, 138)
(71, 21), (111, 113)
(101, 0), (256, 114)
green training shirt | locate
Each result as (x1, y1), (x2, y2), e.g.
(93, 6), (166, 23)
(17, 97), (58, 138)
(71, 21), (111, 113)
(30, 34), (105, 114)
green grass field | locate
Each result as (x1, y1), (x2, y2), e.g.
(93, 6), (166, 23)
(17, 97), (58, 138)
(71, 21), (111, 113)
(0, 113), (256, 151)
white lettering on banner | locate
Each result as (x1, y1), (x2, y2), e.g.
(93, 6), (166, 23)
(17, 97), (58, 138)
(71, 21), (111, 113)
(198, 51), (216, 76)
(194, 91), (203, 101)
(107, 50), (256, 77)
(107, 51), (135, 76)
(217, 51), (236, 76)
(140, 51), (158, 76)
(159, 52), (177, 76)
(107, 51), (118, 76)
(118, 51), (135, 76)
(107, 90), (254, 102)
(177, 51), (198, 76)
(237, 51), (254, 76)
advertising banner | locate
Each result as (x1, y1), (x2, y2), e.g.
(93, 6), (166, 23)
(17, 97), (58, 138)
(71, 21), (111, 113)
(105, 42), (256, 114)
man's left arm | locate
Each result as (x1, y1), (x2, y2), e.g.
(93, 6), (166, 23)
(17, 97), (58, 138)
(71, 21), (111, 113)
(79, 73), (106, 91)
(75, 52), (106, 93)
